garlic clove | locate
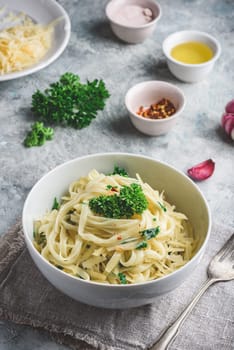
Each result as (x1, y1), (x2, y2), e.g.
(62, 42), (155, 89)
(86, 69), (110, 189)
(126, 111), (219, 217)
(187, 159), (215, 181)
(225, 99), (234, 114)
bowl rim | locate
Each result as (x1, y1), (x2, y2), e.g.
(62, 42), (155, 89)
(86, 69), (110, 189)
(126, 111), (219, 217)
(22, 152), (211, 288)
(125, 80), (186, 123)
(105, 0), (161, 29)
(162, 30), (221, 68)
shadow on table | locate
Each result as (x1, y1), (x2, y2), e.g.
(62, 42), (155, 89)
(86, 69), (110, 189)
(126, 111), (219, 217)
(144, 58), (180, 83)
(105, 113), (156, 139)
(19, 107), (33, 122)
(87, 20), (126, 45)
(106, 114), (136, 135)
(215, 125), (234, 145)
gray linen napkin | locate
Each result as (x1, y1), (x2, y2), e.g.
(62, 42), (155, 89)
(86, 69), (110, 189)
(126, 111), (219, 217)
(0, 222), (233, 350)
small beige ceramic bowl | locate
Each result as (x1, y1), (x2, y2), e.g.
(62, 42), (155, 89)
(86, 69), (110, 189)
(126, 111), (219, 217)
(163, 30), (221, 83)
(105, 0), (161, 44)
(125, 81), (185, 136)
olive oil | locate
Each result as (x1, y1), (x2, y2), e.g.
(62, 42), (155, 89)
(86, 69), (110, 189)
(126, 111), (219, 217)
(171, 41), (214, 64)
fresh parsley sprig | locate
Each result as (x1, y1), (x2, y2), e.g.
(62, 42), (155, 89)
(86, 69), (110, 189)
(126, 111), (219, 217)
(89, 183), (148, 219)
(24, 73), (110, 147)
(32, 72), (110, 129)
(24, 122), (54, 147)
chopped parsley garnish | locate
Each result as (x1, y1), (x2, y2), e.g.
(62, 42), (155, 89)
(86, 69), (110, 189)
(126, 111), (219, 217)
(110, 166), (129, 177)
(135, 227), (160, 250)
(52, 197), (60, 210)
(141, 226), (160, 240)
(89, 183), (148, 219)
(136, 241), (148, 250)
(118, 272), (127, 284)
(153, 217), (157, 221)
(157, 201), (167, 212)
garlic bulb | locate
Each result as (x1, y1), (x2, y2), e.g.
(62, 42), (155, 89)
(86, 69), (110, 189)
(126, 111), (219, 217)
(225, 99), (234, 114)
(221, 99), (234, 140)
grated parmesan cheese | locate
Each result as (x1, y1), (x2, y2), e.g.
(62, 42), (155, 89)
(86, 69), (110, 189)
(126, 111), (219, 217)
(0, 15), (54, 75)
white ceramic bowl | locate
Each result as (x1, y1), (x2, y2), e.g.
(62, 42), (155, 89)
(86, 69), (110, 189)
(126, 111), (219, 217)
(0, 0), (71, 81)
(105, 0), (161, 44)
(22, 153), (211, 309)
(162, 30), (221, 83)
(125, 81), (185, 136)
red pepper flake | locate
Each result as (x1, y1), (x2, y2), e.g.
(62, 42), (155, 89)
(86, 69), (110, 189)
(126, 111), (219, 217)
(137, 98), (176, 120)
(111, 187), (118, 192)
(106, 185), (118, 192)
(117, 235), (122, 240)
(187, 159), (215, 181)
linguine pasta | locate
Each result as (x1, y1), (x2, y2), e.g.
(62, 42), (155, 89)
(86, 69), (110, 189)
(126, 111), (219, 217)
(34, 169), (197, 284)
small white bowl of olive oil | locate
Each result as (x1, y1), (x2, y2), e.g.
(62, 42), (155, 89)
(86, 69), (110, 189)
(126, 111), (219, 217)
(162, 30), (221, 83)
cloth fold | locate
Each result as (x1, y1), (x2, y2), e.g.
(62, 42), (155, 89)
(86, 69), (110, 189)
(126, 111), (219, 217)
(0, 221), (233, 350)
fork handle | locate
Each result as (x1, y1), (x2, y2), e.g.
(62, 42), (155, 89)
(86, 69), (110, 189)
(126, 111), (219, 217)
(150, 278), (219, 350)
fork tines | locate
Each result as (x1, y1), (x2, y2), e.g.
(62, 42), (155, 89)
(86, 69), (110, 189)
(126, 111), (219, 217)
(216, 233), (234, 262)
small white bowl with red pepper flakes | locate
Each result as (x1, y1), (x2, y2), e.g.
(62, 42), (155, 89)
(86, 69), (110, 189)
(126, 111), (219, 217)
(125, 80), (186, 136)
(105, 0), (161, 44)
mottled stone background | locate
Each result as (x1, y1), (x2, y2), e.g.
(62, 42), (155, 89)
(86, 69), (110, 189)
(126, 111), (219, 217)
(0, 0), (233, 349)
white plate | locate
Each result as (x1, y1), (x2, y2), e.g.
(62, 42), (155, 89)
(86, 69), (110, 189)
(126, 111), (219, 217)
(0, 0), (71, 81)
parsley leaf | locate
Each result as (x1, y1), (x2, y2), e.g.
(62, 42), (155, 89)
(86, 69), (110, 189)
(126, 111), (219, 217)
(52, 197), (60, 210)
(111, 166), (129, 177)
(141, 226), (160, 240)
(118, 272), (127, 284)
(136, 241), (148, 249)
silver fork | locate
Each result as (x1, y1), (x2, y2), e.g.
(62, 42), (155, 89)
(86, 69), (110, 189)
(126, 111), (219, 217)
(150, 233), (234, 350)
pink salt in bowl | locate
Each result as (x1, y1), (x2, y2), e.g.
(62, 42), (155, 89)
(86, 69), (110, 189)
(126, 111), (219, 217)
(105, 0), (161, 44)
